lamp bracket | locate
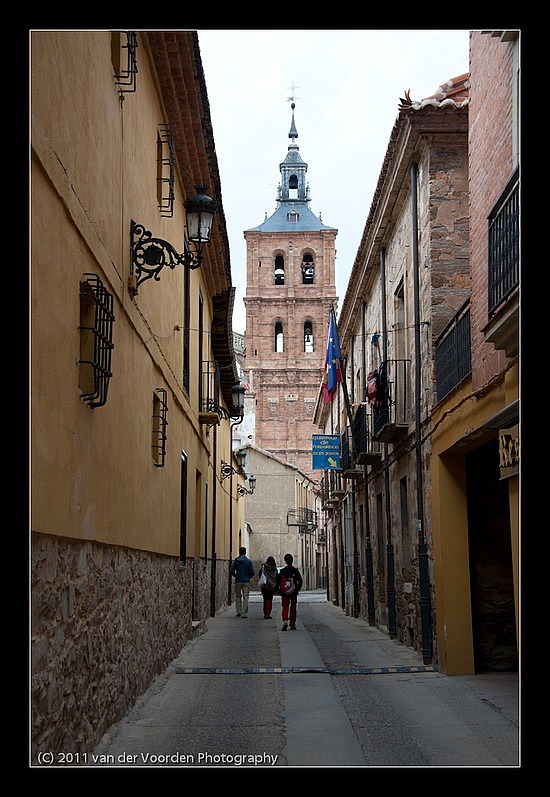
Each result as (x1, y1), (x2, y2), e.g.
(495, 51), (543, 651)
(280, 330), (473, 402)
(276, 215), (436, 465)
(130, 221), (201, 294)
(221, 460), (239, 481)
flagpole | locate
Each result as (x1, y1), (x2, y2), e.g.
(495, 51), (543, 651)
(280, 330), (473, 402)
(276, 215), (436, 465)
(330, 305), (361, 618)
(329, 305), (356, 458)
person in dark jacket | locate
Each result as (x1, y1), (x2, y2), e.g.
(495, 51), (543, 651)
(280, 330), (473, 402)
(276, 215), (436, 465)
(275, 553), (303, 631)
(258, 556), (278, 618)
(230, 547), (255, 618)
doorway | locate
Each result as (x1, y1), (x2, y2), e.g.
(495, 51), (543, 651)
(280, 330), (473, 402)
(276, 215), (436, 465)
(466, 439), (518, 672)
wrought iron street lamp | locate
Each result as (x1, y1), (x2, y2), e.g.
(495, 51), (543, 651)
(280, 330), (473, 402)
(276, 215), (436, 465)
(237, 474), (256, 497)
(229, 383), (245, 420)
(130, 186), (216, 294)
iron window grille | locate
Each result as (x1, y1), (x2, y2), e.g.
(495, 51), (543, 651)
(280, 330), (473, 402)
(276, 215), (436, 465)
(78, 274), (115, 408)
(157, 125), (175, 217)
(435, 299), (471, 402)
(488, 167), (519, 316)
(152, 388), (168, 467)
(113, 31), (138, 94)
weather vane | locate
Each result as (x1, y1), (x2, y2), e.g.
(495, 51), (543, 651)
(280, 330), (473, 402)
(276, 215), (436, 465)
(287, 83), (299, 105)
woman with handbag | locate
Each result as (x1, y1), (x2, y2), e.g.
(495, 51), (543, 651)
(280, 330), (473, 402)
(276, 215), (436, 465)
(258, 556), (278, 618)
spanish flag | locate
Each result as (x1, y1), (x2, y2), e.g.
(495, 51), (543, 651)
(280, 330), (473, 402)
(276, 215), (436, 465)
(322, 307), (342, 403)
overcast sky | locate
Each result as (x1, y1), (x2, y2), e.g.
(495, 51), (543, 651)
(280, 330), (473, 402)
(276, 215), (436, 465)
(197, 29), (470, 334)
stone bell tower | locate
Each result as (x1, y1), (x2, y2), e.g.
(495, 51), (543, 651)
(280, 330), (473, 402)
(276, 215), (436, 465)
(243, 99), (338, 479)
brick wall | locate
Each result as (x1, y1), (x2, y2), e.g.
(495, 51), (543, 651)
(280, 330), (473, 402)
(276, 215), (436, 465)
(469, 32), (515, 389)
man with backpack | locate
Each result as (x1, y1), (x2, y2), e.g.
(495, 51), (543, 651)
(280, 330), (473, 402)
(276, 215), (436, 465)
(276, 553), (303, 631)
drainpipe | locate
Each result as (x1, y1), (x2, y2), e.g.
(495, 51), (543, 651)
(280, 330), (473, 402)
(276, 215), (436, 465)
(350, 336), (360, 618)
(210, 424), (218, 617)
(362, 302), (376, 625)
(352, 491), (360, 617)
(227, 415), (244, 606)
(411, 162), (432, 664)
(380, 247), (397, 638)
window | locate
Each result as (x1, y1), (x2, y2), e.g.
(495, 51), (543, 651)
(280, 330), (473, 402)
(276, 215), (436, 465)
(287, 211), (299, 223)
(304, 322), (314, 352)
(275, 322), (284, 352)
(152, 388), (168, 467)
(79, 274), (115, 408)
(274, 255), (285, 285)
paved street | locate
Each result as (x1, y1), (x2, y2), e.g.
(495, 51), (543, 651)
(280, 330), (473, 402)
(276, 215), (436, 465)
(92, 591), (519, 768)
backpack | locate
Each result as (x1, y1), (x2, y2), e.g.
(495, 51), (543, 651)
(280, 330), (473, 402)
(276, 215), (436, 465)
(280, 573), (296, 596)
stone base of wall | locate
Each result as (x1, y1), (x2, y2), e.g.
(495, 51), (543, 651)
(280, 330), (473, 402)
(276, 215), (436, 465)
(31, 533), (229, 761)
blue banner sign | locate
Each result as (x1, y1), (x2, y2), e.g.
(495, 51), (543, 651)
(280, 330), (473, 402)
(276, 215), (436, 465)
(312, 434), (340, 470)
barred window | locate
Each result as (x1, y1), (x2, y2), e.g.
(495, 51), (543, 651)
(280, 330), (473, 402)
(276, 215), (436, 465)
(152, 388), (168, 467)
(78, 274), (115, 408)
(157, 125), (175, 217)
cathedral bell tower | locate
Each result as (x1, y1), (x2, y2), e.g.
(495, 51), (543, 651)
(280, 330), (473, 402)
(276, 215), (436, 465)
(243, 100), (338, 479)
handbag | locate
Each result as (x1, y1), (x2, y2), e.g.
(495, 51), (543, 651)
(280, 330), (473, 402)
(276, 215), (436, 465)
(258, 570), (267, 587)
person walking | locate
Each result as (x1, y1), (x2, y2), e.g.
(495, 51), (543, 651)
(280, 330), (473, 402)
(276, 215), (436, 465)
(230, 547), (255, 618)
(276, 553), (303, 631)
(258, 556), (278, 619)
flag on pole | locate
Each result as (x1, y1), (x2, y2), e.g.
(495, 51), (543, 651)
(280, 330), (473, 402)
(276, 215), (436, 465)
(322, 308), (342, 403)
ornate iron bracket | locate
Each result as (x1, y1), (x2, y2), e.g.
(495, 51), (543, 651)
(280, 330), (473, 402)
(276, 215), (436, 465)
(221, 460), (240, 481)
(130, 221), (201, 294)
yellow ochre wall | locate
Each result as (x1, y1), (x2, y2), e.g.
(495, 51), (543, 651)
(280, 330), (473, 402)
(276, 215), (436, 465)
(431, 365), (519, 674)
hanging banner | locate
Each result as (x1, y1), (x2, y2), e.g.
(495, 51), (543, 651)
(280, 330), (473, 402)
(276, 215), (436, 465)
(312, 434), (340, 470)
(499, 424), (519, 480)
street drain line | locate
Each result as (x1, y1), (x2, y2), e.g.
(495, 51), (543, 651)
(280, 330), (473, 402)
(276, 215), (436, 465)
(176, 665), (438, 675)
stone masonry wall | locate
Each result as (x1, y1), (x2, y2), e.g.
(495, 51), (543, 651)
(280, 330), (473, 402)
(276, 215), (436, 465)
(31, 533), (196, 760)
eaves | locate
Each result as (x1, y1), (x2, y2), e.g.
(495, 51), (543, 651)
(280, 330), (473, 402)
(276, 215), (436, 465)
(143, 31), (239, 396)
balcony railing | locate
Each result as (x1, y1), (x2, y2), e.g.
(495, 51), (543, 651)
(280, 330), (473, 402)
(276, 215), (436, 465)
(488, 168), (519, 316)
(339, 428), (363, 478)
(435, 300), (472, 401)
(367, 359), (410, 443)
(321, 469), (344, 509)
(352, 403), (382, 465)
(287, 508), (318, 532)
(199, 360), (222, 425)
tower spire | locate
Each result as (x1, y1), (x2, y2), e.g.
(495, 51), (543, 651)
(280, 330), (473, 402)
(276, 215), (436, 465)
(287, 83), (299, 146)
(288, 103), (298, 144)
